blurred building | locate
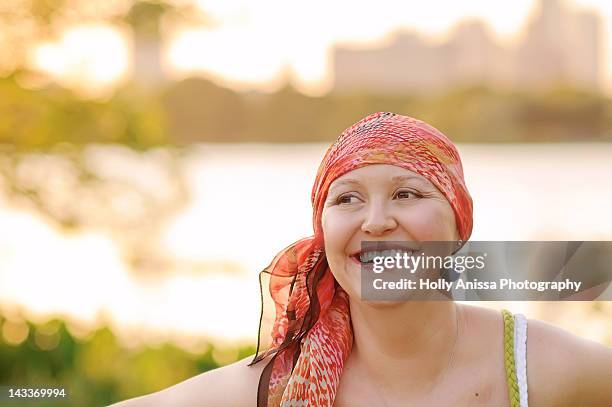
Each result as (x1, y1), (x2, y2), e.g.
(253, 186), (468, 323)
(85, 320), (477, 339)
(129, 2), (168, 88)
(333, 31), (441, 93)
(441, 20), (514, 88)
(332, 0), (602, 94)
(516, 0), (602, 88)
(133, 26), (166, 87)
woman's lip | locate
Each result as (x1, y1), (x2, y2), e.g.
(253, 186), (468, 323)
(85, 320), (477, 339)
(349, 255), (361, 265)
(348, 248), (419, 261)
(348, 242), (422, 258)
(349, 255), (366, 267)
(348, 255), (374, 271)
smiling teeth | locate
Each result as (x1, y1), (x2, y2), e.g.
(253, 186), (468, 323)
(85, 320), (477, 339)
(359, 250), (415, 263)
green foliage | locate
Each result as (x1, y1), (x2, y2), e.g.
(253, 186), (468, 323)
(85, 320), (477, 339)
(1, 74), (612, 149)
(0, 74), (169, 150)
(0, 313), (256, 406)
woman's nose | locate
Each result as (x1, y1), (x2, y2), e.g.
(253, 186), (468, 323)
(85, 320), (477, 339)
(361, 203), (397, 236)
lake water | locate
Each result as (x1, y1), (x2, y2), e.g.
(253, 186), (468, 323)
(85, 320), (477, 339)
(1, 143), (611, 347)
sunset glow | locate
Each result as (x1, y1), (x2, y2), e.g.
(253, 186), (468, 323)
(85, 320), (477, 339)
(23, 0), (612, 95)
(31, 24), (130, 96)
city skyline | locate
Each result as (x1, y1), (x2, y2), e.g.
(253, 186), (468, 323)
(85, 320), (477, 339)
(333, 0), (602, 94)
(24, 0), (612, 97)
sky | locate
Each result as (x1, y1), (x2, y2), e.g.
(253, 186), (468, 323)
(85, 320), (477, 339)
(28, 0), (612, 96)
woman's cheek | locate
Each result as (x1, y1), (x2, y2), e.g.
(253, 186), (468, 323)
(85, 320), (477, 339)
(324, 209), (351, 238)
(322, 211), (341, 253)
(323, 211), (355, 269)
(402, 203), (456, 240)
(422, 204), (457, 240)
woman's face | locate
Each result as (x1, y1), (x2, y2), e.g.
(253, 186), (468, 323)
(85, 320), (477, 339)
(321, 164), (459, 299)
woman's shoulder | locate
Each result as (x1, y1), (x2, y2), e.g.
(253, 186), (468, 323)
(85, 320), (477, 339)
(525, 316), (612, 406)
(108, 354), (268, 407)
(460, 304), (612, 405)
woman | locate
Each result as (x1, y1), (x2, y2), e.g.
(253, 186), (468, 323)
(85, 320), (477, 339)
(113, 112), (612, 406)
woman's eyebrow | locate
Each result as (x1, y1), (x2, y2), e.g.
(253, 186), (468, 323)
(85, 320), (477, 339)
(391, 175), (430, 186)
(328, 179), (361, 194)
(329, 175), (431, 193)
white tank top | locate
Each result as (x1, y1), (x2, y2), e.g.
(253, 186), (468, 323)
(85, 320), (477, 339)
(513, 313), (529, 407)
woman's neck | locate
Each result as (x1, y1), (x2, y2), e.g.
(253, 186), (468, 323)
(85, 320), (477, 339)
(347, 300), (462, 398)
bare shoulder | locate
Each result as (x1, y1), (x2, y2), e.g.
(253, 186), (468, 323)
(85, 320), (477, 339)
(108, 354), (270, 407)
(458, 305), (612, 405)
(526, 317), (612, 406)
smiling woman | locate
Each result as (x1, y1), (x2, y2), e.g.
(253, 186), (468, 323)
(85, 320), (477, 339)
(322, 164), (460, 301)
(110, 112), (612, 407)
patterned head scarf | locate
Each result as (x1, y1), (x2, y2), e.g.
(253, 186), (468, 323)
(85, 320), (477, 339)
(248, 112), (473, 406)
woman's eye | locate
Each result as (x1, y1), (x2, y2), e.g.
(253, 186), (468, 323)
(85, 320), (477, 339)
(394, 190), (421, 200)
(337, 194), (360, 205)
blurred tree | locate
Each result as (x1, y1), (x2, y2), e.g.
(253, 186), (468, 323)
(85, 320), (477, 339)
(0, 0), (65, 74)
(163, 78), (247, 143)
(0, 312), (257, 406)
(0, 0), (208, 82)
(518, 86), (611, 141)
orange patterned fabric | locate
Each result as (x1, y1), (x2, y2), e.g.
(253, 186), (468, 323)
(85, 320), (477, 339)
(249, 112), (473, 406)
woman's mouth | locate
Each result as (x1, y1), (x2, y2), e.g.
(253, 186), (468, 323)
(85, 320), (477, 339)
(349, 249), (419, 267)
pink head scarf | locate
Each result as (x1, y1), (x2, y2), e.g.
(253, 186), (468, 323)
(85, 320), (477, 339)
(249, 112), (473, 406)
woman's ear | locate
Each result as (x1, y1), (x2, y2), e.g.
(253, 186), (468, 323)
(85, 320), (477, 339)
(452, 230), (462, 255)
